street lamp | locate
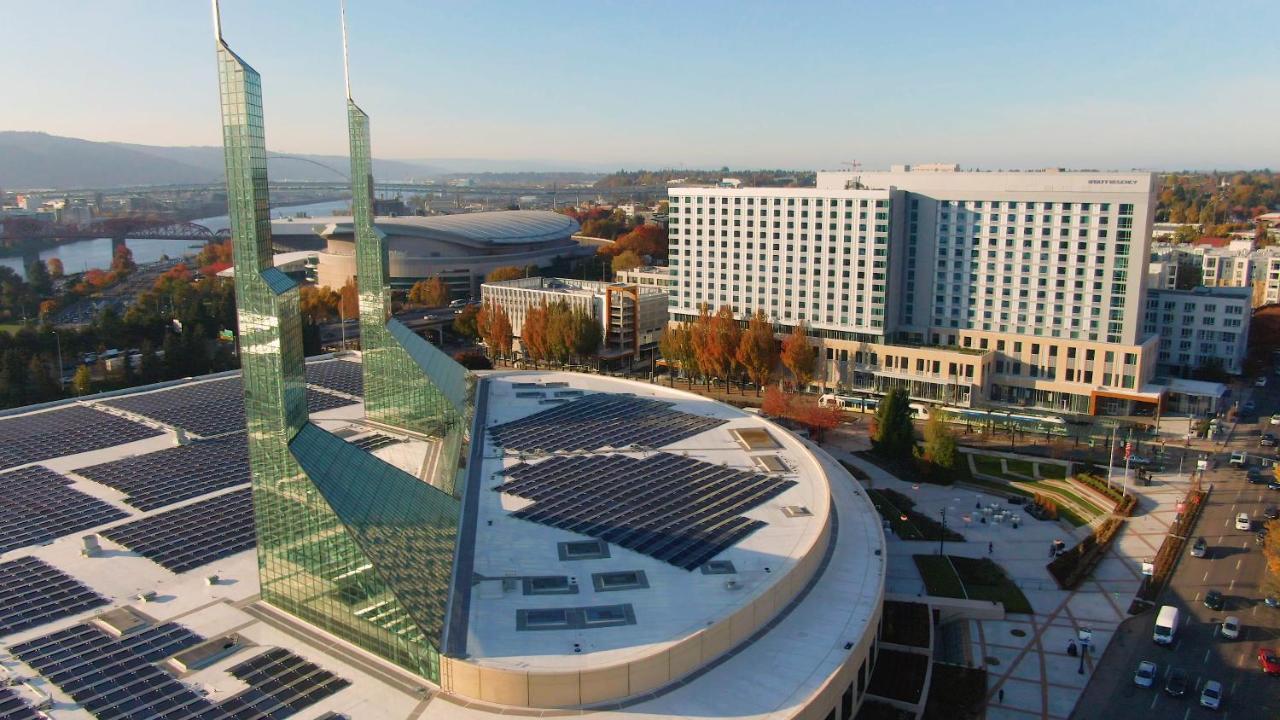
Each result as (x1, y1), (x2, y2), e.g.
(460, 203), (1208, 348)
(938, 507), (948, 556)
(1077, 627), (1092, 674)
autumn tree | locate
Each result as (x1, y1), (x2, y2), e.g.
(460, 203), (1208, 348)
(71, 365), (93, 396)
(46, 258), (64, 279)
(736, 310), (777, 395)
(339, 277), (359, 319)
(781, 322), (817, 390)
(795, 399), (840, 442)
(761, 385), (794, 419)
(919, 412), (957, 471)
(611, 250), (643, 273)
(705, 306), (742, 390)
(659, 322), (694, 387)
(689, 305), (715, 388)
(872, 387), (916, 460)
(409, 276), (450, 307)
(520, 301), (551, 365)
(453, 304), (479, 338)
(110, 244), (136, 276)
(299, 285), (341, 324)
(477, 302), (513, 359)
(486, 266), (525, 283)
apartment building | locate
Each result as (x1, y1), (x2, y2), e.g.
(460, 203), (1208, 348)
(1201, 250), (1254, 288)
(668, 165), (1164, 415)
(481, 277), (668, 359)
(1143, 287), (1250, 376)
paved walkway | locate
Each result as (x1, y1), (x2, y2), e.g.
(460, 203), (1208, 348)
(821, 431), (1196, 720)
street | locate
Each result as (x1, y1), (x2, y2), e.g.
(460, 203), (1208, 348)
(1071, 378), (1280, 720)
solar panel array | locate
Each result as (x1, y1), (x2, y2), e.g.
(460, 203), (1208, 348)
(100, 488), (254, 573)
(0, 466), (129, 555)
(220, 648), (350, 719)
(0, 557), (107, 637)
(0, 405), (163, 471)
(0, 687), (41, 720)
(497, 452), (795, 570)
(102, 378), (357, 437)
(74, 435), (250, 511)
(10, 622), (211, 720)
(305, 361), (363, 397)
(489, 393), (726, 452)
(351, 433), (403, 452)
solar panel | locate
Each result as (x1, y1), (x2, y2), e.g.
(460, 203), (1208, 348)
(102, 376), (357, 438)
(100, 488), (255, 573)
(220, 649), (350, 719)
(305, 360), (363, 397)
(0, 687), (42, 720)
(496, 452), (794, 570)
(489, 393), (726, 452)
(75, 434), (250, 511)
(0, 405), (163, 471)
(10, 622), (210, 720)
(0, 557), (107, 637)
(0, 466), (129, 555)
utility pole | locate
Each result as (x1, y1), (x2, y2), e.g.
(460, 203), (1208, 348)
(1122, 428), (1133, 497)
(52, 330), (64, 390)
(938, 507), (947, 556)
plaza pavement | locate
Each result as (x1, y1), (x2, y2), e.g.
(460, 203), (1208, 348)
(820, 429), (1196, 720)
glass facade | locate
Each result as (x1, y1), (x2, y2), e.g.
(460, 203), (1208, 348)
(347, 98), (472, 498)
(216, 28), (467, 683)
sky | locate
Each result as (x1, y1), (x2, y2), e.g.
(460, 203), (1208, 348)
(4, 0), (1279, 171)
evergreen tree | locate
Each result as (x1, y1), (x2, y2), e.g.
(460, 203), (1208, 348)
(1, 349), (29, 407)
(920, 413), (958, 470)
(26, 260), (52, 296)
(28, 353), (58, 402)
(140, 340), (161, 383)
(872, 387), (916, 460)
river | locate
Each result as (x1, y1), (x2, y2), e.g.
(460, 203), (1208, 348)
(0, 199), (352, 279)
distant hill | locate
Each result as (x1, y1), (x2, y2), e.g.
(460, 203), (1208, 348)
(0, 131), (451, 189)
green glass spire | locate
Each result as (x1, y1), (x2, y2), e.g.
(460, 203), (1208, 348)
(213, 2), (463, 682)
(344, 18), (471, 498)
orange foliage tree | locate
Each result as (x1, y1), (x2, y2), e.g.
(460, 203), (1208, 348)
(520, 301), (551, 364)
(736, 310), (778, 395)
(339, 277), (359, 319)
(477, 302), (514, 359)
(781, 322), (817, 390)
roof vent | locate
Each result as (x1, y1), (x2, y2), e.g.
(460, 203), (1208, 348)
(781, 505), (812, 518)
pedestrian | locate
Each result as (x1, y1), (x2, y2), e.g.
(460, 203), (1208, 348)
(998, 688), (1004, 703)
(988, 541), (994, 555)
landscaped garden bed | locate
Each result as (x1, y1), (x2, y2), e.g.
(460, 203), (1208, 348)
(866, 647), (930, 704)
(881, 600), (931, 648)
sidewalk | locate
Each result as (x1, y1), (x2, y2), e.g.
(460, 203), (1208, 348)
(823, 436), (1195, 720)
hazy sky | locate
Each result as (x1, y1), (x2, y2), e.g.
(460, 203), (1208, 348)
(5, 1), (1278, 171)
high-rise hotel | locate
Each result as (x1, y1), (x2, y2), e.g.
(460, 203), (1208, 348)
(668, 165), (1168, 415)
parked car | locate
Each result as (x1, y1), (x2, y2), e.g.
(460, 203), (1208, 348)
(1261, 433), (1278, 447)
(1271, 413), (1280, 425)
(1245, 400), (1257, 412)
(1270, 479), (1280, 491)
(1204, 590), (1226, 610)
(1134, 660), (1158, 688)
(1260, 648), (1280, 676)
(1230, 451), (1248, 467)
(1257, 376), (1269, 388)
(1249, 471), (1269, 485)
(1237, 513), (1253, 530)
(1266, 506), (1280, 520)
(1266, 596), (1280, 609)
(1199, 679), (1223, 710)
(1165, 667), (1190, 696)
(1221, 616), (1241, 640)
(1191, 537), (1208, 558)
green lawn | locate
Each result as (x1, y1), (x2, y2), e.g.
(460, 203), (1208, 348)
(867, 489), (925, 540)
(913, 555), (967, 599)
(949, 556), (1034, 614)
(1037, 462), (1068, 480)
(971, 454), (1004, 478)
(1004, 458), (1036, 478)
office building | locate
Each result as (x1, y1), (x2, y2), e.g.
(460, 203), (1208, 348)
(482, 276), (669, 360)
(613, 264), (676, 294)
(668, 166), (1166, 415)
(1143, 286), (1251, 375)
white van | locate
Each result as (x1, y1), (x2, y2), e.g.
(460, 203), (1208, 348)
(1153, 605), (1179, 645)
